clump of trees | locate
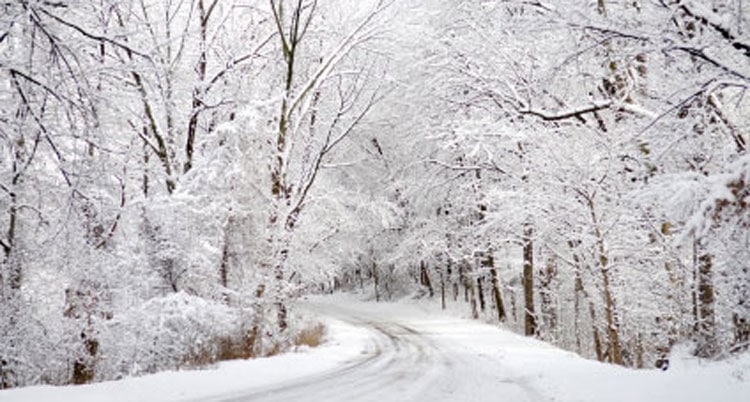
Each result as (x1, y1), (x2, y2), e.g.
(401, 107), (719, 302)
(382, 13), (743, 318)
(1, 0), (390, 388)
(335, 0), (749, 368)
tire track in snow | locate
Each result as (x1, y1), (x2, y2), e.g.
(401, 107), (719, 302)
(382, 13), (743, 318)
(196, 301), (546, 402)
(200, 319), (442, 402)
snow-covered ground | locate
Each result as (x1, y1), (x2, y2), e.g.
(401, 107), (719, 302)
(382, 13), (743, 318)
(2, 295), (748, 402)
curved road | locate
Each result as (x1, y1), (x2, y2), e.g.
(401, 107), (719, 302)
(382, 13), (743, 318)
(204, 299), (547, 402)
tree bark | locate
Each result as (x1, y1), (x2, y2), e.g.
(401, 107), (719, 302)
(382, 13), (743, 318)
(487, 252), (507, 322)
(522, 225), (536, 336)
(142, 136), (150, 197)
(219, 216), (233, 291)
(4, 158), (22, 293)
(450, 258), (459, 302)
(460, 262), (469, 302)
(183, 0), (210, 174)
(372, 260), (380, 302)
(463, 260), (479, 319)
(694, 239), (717, 357)
(540, 258), (557, 338)
(420, 260), (434, 297)
(439, 266), (446, 310)
(477, 274), (486, 312)
(569, 240), (604, 361)
(585, 196), (623, 365)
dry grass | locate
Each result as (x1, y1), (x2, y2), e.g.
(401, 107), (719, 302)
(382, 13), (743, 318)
(183, 331), (259, 369)
(294, 322), (326, 348)
(181, 322), (327, 370)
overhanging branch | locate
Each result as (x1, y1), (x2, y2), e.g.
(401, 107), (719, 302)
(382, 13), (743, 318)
(36, 7), (151, 59)
(520, 101), (613, 121)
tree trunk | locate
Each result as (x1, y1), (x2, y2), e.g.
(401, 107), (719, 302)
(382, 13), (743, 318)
(573, 270), (583, 353)
(247, 283), (266, 357)
(694, 239), (717, 357)
(573, 259), (583, 352)
(440, 266), (446, 310)
(522, 225), (536, 336)
(540, 258), (557, 339)
(733, 313), (750, 353)
(142, 135), (150, 197)
(464, 260), (479, 319)
(732, 264), (750, 353)
(460, 263), (469, 303)
(469, 282), (479, 319)
(2, 155), (21, 294)
(569, 240), (604, 361)
(450, 258), (459, 302)
(588, 197), (622, 365)
(270, 228), (294, 333)
(5, 196), (20, 293)
(509, 285), (518, 323)
(600, 257), (621, 364)
(372, 261), (380, 302)
(184, 0), (209, 174)
(64, 283), (110, 385)
(487, 252), (507, 322)
(131, 71), (175, 194)
(219, 216), (233, 294)
(420, 260), (434, 297)
(477, 274), (486, 312)
(589, 296), (605, 362)
(219, 240), (230, 289)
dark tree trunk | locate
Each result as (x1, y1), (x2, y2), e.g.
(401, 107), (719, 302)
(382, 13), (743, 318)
(449, 258), (459, 302)
(486, 252), (507, 322)
(183, 0), (209, 174)
(460, 263), (469, 303)
(733, 313), (750, 353)
(218, 216), (234, 292)
(440, 266), (446, 310)
(522, 225), (536, 336)
(142, 136), (150, 197)
(372, 261), (380, 302)
(477, 274), (486, 312)
(420, 260), (434, 297)
(510, 286), (518, 323)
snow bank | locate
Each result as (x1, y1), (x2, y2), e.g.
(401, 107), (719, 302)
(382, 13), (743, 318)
(0, 316), (370, 402)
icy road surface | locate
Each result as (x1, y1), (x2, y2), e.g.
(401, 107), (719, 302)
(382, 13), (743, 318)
(210, 300), (547, 402)
(2, 295), (749, 402)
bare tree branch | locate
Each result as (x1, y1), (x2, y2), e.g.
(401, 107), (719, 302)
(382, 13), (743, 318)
(95, 174), (126, 250)
(519, 101), (613, 121)
(35, 7), (151, 59)
(669, 46), (749, 82)
(427, 159), (507, 175)
(673, 1), (750, 58)
(207, 33), (275, 90)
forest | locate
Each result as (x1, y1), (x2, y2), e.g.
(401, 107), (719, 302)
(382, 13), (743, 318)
(1, 0), (748, 389)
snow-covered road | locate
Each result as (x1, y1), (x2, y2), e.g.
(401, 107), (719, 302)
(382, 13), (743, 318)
(2, 295), (749, 402)
(212, 300), (544, 402)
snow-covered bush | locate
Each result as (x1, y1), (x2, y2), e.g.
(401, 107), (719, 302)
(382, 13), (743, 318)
(97, 292), (243, 379)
